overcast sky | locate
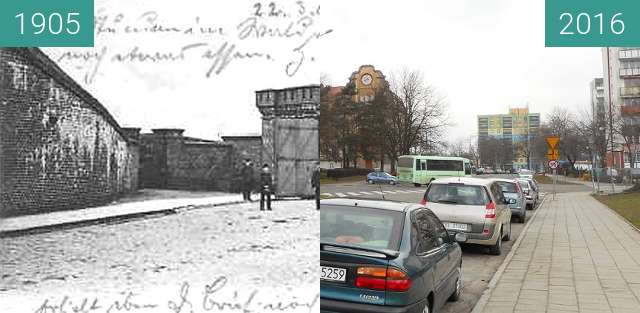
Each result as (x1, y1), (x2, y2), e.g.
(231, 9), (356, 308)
(43, 0), (327, 140)
(320, 0), (603, 142)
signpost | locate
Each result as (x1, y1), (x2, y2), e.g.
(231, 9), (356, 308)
(546, 136), (560, 200)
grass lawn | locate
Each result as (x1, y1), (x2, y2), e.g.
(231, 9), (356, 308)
(320, 175), (367, 185)
(534, 174), (580, 185)
(593, 192), (640, 228)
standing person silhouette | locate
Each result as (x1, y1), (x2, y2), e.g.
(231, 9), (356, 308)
(260, 164), (273, 211)
(240, 159), (254, 202)
(312, 163), (320, 210)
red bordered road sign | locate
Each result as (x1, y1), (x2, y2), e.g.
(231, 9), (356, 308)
(548, 160), (559, 169)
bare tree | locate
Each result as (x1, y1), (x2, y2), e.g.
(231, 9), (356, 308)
(383, 69), (449, 172)
(546, 106), (590, 175)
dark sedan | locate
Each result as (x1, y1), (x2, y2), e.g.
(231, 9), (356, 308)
(321, 199), (466, 313)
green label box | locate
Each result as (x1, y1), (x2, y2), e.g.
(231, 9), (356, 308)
(0, 0), (93, 47)
(546, 0), (640, 47)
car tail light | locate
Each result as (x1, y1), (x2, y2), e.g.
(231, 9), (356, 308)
(419, 197), (427, 206)
(356, 267), (412, 292)
(515, 182), (522, 193)
(485, 201), (496, 219)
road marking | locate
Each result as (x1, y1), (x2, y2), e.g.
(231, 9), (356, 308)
(383, 190), (397, 194)
(372, 191), (384, 195)
(359, 192), (373, 195)
(335, 193), (347, 198)
(346, 192), (361, 196)
(321, 193), (333, 197)
(395, 190), (412, 194)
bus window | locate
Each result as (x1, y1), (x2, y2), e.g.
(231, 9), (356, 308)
(427, 159), (463, 171)
(464, 163), (471, 175)
(421, 161), (426, 170)
(415, 159), (420, 171)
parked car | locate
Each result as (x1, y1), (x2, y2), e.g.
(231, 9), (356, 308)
(517, 179), (538, 209)
(320, 199), (466, 313)
(492, 178), (526, 223)
(366, 171), (398, 185)
(420, 177), (512, 255)
(484, 168), (495, 175)
(518, 169), (533, 180)
(475, 167), (485, 175)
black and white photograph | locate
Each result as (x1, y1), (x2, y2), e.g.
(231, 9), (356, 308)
(0, 1), (328, 312)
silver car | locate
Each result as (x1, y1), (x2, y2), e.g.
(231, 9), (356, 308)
(493, 178), (526, 223)
(420, 177), (512, 255)
(517, 179), (538, 209)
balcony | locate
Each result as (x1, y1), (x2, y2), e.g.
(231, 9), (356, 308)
(620, 86), (640, 98)
(620, 68), (640, 77)
(621, 105), (640, 115)
(619, 49), (640, 60)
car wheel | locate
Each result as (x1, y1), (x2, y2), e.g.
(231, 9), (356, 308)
(526, 203), (532, 210)
(414, 183), (421, 187)
(503, 222), (511, 241)
(519, 212), (526, 223)
(367, 179), (374, 184)
(489, 230), (502, 255)
(422, 301), (430, 313)
(448, 265), (463, 302)
(390, 181), (396, 185)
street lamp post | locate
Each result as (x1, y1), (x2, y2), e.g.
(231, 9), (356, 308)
(606, 47), (616, 193)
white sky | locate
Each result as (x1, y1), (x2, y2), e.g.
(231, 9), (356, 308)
(39, 1), (603, 143)
(320, 0), (603, 141)
(43, 0), (327, 140)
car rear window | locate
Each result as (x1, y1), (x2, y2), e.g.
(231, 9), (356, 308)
(518, 181), (530, 189)
(425, 184), (489, 206)
(321, 205), (404, 250)
(497, 181), (517, 193)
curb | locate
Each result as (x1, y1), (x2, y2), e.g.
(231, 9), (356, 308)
(470, 195), (548, 313)
(592, 194), (640, 234)
(0, 199), (245, 238)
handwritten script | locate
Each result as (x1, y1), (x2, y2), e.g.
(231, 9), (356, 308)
(53, 1), (332, 84)
(33, 276), (319, 313)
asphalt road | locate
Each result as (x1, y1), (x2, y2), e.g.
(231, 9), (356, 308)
(320, 174), (586, 313)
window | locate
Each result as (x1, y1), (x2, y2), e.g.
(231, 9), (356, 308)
(321, 205), (404, 250)
(427, 213), (449, 245)
(421, 161), (427, 171)
(497, 181), (517, 193)
(427, 159), (464, 171)
(398, 157), (414, 168)
(413, 211), (438, 254)
(425, 184), (489, 206)
(464, 163), (471, 175)
(415, 159), (421, 171)
(490, 183), (505, 203)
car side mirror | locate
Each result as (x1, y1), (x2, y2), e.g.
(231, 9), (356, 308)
(454, 232), (467, 243)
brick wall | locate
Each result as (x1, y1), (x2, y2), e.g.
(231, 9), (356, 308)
(222, 136), (263, 192)
(139, 130), (241, 191)
(0, 48), (139, 217)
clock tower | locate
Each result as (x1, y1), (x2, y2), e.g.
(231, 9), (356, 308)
(348, 65), (387, 103)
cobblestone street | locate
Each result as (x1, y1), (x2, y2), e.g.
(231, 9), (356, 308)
(0, 200), (319, 313)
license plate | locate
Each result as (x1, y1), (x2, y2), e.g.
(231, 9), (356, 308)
(444, 222), (468, 231)
(321, 266), (347, 282)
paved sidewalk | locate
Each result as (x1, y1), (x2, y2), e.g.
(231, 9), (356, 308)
(477, 192), (640, 313)
(0, 190), (243, 235)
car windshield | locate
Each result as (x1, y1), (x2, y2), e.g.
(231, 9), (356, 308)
(497, 181), (518, 193)
(425, 184), (488, 206)
(321, 205), (404, 250)
(382, 172), (393, 177)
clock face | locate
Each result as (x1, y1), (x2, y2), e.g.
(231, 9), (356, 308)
(361, 74), (373, 86)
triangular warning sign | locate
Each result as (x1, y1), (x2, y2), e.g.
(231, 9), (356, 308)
(546, 136), (560, 149)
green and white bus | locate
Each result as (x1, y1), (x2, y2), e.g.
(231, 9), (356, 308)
(397, 155), (472, 186)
